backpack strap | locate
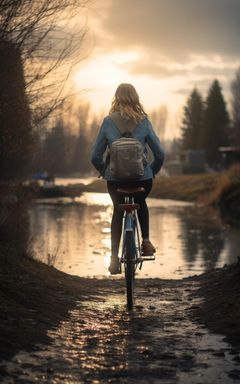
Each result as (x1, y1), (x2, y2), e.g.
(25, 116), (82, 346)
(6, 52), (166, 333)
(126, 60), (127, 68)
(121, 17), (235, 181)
(109, 112), (137, 136)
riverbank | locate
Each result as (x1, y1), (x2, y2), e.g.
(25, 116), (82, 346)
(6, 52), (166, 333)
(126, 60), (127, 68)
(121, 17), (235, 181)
(0, 247), (115, 362)
(193, 260), (240, 347)
(151, 168), (240, 223)
(32, 169), (240, 223)
(1, 246), (240, 365)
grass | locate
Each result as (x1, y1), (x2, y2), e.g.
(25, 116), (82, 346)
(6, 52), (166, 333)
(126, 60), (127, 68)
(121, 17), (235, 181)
(83, 172), (230, 200)
(152, 167), (240, 208)
(151, 173), (219, 202)
(84, 168), (240, 205)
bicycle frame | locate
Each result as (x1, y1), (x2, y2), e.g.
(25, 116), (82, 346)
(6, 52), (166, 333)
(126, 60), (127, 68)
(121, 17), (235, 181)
(119, 195), (142, 309)
(117, 187), (155, 308)
(120, 197), (140, 266)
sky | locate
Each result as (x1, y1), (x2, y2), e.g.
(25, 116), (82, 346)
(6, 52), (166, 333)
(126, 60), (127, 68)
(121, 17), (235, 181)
(73, 0), (240, 139)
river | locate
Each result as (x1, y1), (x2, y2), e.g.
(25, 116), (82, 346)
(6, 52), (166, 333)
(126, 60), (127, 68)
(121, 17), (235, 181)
(29, 191), (240, 279)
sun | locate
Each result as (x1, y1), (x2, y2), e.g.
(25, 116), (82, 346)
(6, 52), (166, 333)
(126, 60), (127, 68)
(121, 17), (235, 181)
(72, 54), (127, 114)
(72, 51), (185, 138)
(73, 53), (128, 90)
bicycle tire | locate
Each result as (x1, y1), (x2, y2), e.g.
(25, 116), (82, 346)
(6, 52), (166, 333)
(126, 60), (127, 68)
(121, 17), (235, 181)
(125, 230), (135, 309)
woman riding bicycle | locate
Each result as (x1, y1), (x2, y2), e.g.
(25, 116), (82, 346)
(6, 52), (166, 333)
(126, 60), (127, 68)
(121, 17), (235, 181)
(91, 83), (164, 274)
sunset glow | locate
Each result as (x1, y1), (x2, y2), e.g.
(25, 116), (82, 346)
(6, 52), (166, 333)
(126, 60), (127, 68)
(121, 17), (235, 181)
(71, 0), (240, 138)
(73, 52), (184, 130)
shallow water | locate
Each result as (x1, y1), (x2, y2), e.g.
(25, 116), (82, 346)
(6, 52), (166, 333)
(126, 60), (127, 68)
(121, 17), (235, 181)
(29, 193), (240, 279)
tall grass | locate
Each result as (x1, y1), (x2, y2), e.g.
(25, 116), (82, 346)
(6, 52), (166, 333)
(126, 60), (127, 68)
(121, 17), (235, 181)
(199, 166), (240, 206)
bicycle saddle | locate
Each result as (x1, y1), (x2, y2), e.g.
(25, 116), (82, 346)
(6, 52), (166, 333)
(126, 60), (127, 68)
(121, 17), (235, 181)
(116, 187), (145, 195)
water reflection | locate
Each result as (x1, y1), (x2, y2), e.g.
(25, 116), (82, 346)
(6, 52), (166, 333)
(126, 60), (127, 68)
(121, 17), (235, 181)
(174, 206), (224, 269)
(29, 197), (114, 277)
(29, 193), (240, 279)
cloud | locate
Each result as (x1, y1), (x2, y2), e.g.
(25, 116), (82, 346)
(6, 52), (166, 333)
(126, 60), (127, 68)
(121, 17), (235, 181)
(99, 0), (240, 61)
(122, 53), (238, 83)
(80, 0), (240, 124)
(123, 60), (185, 78)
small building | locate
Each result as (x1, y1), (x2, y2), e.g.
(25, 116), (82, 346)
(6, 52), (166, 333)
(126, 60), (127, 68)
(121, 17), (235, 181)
(183, 150), (207, 174)
(164, 160), (183, 175)
(218, 147), (240, 169)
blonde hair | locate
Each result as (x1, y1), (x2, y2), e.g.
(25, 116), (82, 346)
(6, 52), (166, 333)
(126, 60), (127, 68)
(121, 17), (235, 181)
(109, 83), (147, 123)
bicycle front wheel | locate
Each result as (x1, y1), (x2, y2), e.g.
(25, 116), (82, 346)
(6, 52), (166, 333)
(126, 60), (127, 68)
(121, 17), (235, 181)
(125, 230), (136, 309)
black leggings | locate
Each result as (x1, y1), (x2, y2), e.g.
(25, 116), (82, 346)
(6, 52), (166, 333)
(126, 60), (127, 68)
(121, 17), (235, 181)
(107, 179), (153, 257)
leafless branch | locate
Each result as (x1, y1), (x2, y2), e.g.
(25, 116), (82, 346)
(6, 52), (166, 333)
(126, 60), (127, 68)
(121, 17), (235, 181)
(0, 0), (92, 126)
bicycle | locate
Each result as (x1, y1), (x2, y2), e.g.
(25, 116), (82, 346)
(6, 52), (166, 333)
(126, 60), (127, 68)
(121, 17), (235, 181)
(117, 187), (155, 309)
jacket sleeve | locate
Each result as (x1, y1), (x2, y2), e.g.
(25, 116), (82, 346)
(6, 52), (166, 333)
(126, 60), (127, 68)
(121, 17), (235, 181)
(146, 121), (165, 176)
(91, 118), (108, 175)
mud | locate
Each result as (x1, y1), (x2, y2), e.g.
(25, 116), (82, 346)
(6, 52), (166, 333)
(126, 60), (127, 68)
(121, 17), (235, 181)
(1, 277), (240, 384)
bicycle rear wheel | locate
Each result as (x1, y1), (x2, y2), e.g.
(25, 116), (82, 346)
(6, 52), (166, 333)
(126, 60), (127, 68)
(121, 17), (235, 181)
(125, 231), (136, 309)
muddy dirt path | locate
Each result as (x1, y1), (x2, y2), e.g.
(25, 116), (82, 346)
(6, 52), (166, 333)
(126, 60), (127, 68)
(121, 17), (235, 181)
(1, 278), (240, 384)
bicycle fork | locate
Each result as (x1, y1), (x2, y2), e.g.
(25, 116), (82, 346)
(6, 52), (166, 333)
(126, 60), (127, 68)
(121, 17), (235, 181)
(121, 213), (140, 271)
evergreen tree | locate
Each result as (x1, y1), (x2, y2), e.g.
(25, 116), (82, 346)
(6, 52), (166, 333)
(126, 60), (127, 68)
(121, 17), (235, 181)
(203, 80), (230, 168)
(230, 67), (240, 145)
(181, 88), (204, 150)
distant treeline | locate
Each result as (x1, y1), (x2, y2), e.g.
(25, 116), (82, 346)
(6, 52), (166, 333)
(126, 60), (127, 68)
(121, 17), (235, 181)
(31, 104), (168, 177)
(33, 71), (240, 176)
(32, 106), (100, 176)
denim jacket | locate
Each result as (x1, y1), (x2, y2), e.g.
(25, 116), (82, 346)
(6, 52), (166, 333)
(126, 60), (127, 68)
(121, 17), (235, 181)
(91, 116), (164, 181)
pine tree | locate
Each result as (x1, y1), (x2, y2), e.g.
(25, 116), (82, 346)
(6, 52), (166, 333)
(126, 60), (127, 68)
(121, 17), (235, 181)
(230, 68), (240, 145)
(203, 80), (230, 168)
(181, 88), (204, 150)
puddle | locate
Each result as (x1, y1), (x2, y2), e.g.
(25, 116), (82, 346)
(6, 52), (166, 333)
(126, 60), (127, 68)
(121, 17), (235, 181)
(29, 193), (240, 279)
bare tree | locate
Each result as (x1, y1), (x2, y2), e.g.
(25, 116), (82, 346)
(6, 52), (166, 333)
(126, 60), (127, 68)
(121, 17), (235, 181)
(0, 0), (92, 179)
(150, 105), (168, 138)
(0, 0), (91, 125)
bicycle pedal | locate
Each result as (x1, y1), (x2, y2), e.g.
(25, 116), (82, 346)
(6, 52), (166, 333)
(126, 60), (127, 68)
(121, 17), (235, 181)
(140, 255), (155, 261)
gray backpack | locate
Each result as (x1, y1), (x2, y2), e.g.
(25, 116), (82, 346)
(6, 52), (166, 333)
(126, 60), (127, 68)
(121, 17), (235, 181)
(109, 113), (146, 180)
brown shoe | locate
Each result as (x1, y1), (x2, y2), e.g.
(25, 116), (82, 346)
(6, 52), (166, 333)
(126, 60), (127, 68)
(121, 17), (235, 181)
(141, 240), (156, 256)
